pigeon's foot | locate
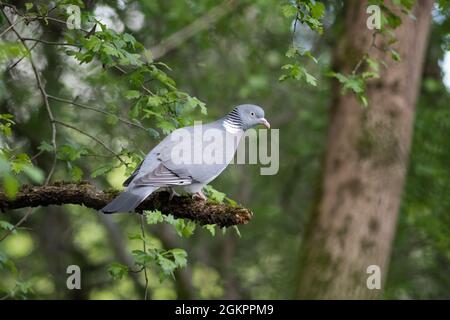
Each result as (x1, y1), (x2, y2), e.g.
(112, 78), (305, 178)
(169, 188), (180, 200)
(193, 191), (207, 201)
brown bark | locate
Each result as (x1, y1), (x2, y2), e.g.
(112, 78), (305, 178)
(297, 0), (433, 299)
(0, 181), (252, 228)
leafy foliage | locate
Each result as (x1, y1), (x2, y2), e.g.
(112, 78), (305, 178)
(279, 1), (325, 87)
(0, 0), (448, 300)
(326, 1), (415, 107)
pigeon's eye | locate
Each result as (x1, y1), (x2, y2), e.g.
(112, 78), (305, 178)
(250, 112), (255, 116)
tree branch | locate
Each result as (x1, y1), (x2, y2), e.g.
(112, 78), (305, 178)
(53, 120), (128, 166)
(47, 95), (147, 132)
(21, 37), (81, 47)
(0, 182), (253, 228)
(150, 0), (237, 60)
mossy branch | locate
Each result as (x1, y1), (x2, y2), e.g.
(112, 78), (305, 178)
(0, 182), (252, 228)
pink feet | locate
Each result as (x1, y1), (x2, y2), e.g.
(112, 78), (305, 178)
(192, 191), (207, 201)
(169, 188), (180, 200)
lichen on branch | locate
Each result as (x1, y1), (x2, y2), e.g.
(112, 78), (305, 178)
(0, 182), (252, 228)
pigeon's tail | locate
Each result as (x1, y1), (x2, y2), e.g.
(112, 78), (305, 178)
(100, 186), (156, 214)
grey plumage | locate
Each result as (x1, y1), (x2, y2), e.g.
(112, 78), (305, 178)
(101, 104), (269, 214)
(101, 187), (156, 213)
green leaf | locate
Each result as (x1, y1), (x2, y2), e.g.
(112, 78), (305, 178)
(157, 120), (176, 135)
(102, 44), (121, 57)
(0, 122), (12, 136)
(233, 226), (242, 238)
(22, 165), (44, 183)
(90, 164), (115, 178)
(362, 71), (379, 80)
(84, 36), (102, 52)
(168, 248), (187, 268)
(303, 70), (317, 86)
(57, 144), (87, 162)
(107, 262), (129, 280)
(10, 153), (31, 173)
(280, 63), (317, 86)
(128, 233), (144, 241)
(285, 46), (299, 58)
(310, 2), (325, 19)
(70, 165), (83, 181)
(156, 254), (177, 277)
(281, 4), (297, 17)
(204, 185), (226, 203)
(0, 113), (15, 136)
(366, 57), (380, 73)
(390, 49), (401, 62)
(147, 128), (160, 138)
(125, 90), (141, 100)
(106, 114), (118, 125)
(0, 114), (14, 121)
(132, 249), (153, 266)
(146, 96), (163, 107)
(164, 214), (177, 226)
(184, 96), (207, 114)
(145, 210), (164, 224)
(15, 280), (33, 297)
(344, 76), (365, 94)
(38, 141), (54, 153)
(0, 253), (18, 275)
(173, 219), (196, 238)
(0, 220), (15, 232)
(25, 3), (33, 11)
(305, 51), (319, 64)
(203, 224), (216, 237)
(3, 173), (19, 199)
(327, 71), (348, 83)
(123, 33), (136, 48)
(359, 95), (369, 107)
(225, 197), (238, 206)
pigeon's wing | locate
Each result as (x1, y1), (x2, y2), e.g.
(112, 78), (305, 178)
(123, 160), (143, 187)
(132, 163), (192, 187)
(155, 121), (238, 184)
(131, 120), (237, 187)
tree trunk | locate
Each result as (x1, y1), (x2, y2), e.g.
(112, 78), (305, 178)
(297, 0), (433, 299)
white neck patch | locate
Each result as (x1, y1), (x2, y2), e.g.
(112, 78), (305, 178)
(222, 119), (243, 134)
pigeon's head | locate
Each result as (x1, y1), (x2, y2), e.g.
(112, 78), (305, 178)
(225, 104), (270, 131)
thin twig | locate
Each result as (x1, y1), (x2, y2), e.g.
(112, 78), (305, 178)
(30, 149), (44, 161)
(47, 95), (147, 131)
(139, 214), (149, 300)
(6, 41), (38, 72)
(292, 12), (300, 48)
(0, 3), (88, 32)
(53, 119), (128, 166)
(0, 16), (23, 37)
(21, 37), (81, 47)
(129, 266), (145, 273)
(352, 31), (380, 75)
(0, 293), (11, 300)
(0, 8), (57, 184)
(0, 207), (33, 242)
(40, 16), (90, 33)
(352, 53), (369, 75)
(113, 66), (156, 96)
(0, 2), (21, 15)
(149, 0), (237, 60)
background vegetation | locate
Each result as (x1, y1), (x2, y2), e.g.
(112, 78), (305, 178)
(0, 0), (449, 299)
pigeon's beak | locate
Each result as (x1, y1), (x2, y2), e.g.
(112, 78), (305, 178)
(259, 118), (270, 129)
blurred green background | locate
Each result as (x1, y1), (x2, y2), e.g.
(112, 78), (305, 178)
(0, 0), (449, 299)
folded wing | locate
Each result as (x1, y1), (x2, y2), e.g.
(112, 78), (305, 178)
(133, 163), (192, 187)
